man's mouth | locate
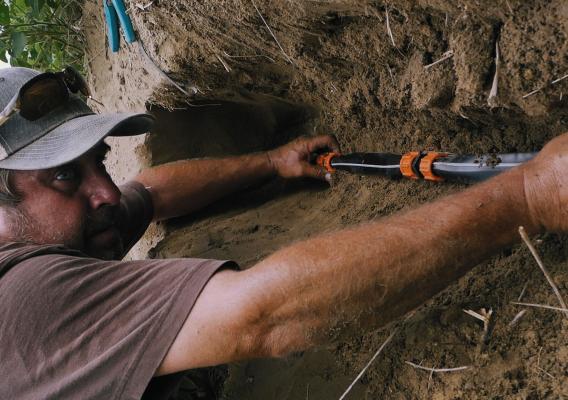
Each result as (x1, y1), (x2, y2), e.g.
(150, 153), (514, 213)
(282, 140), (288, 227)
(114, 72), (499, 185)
(87, 223), (119, 243)
(87, 222), (113, 236)
(92, 225), (116, 235)
(87, 226), (119, 250)
(84, 207), (121, 253)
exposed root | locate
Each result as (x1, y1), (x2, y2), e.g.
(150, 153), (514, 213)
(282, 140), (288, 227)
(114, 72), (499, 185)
(505, 0), (513, 14)
(386, 64), (395, 85)
(518, 226), (568, 318)
(338, 330), (397, 400)
(223, 51), (275, 63)
(508, 309), (527, 328)
(522, 73), (568, 98)
(385, 7), (396, 48)
(405, 361), (470, 373)
(216, 54), (231, 72)
(338, 314), (416, 400)
(463, 308), (487, 322)
(424, 50), (453, 70)
(137, 41), (198, 97)
(427, 363), (436, 390)
(487, 41), (500, 107)
(517, 282), (528, 301)
(464, 308), (494, 345)
(251, 0), (294, 65)
(511, 301), (568, 313)
(536, 366), (556, 380)
(135, 1), (154, 11)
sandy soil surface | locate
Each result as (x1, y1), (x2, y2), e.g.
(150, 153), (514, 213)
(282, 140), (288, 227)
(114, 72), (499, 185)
(82, 0), (568, 398)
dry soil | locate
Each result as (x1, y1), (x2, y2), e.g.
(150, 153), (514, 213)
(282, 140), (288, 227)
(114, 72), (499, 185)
(82, 0), (568, 398)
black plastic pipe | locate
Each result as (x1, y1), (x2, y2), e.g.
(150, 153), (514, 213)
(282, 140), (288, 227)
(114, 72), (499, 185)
(318, 152), (537, 183)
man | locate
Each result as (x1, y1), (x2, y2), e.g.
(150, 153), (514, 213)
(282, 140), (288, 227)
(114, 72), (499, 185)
(0, 67), (563, 399)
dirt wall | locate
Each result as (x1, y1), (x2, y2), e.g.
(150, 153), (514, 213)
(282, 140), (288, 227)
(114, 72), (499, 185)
(83, 0), (568, 398)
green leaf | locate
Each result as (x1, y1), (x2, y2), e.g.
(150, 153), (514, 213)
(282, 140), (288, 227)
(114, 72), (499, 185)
(0, 42), (7, 62)
(29, 0), (46, 17)
(13, 53), (31, 67)
(15, 0), (29, 9)
(29, 46), (37, 59)
(0, 2), (9, 25)
(10, 31), (27, 57)
(2, 0), (84, 72)
(24, 0), (37, 17)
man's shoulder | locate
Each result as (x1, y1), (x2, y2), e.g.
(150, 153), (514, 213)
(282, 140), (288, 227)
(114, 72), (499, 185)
(0, 241), (83, 278)
(0, 241), (83, 259)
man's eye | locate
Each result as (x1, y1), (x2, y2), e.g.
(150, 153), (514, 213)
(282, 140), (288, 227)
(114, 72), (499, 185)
(55, 168), (77, 181)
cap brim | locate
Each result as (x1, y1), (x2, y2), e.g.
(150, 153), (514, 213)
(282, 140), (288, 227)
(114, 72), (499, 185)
(0, 113), (154, 170)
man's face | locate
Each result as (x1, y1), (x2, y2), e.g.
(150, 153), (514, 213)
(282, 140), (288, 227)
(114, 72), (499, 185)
(3, 142), (124, 260)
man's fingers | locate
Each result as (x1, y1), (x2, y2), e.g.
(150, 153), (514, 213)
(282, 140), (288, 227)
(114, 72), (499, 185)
(307, 135), (341, 154)
(303, 164), (331, 182)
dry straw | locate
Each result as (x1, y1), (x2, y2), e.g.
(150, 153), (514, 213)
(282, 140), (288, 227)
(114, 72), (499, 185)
(251, 0), (294, 65)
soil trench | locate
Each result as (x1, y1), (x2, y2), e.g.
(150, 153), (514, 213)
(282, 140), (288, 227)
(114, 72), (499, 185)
(83, 0), (568, 398)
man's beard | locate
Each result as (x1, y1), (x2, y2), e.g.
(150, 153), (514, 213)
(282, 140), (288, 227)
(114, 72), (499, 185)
(83, 205), (125, 260)
(4, 206), (34, 243)
(6, 205), (124, 261)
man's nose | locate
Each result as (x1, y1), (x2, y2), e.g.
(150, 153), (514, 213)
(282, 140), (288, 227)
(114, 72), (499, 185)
(84, 172), (121, 210)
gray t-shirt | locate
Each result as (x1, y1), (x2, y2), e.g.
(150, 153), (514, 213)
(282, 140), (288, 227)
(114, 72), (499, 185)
(0, 182), (237, 399)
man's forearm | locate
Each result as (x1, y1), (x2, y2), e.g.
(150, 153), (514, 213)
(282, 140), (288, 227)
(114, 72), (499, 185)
(134, 135), (340, 221)
(157, 135), (566, 373)
(244, 167), (537, 356)
(135, 152), (275, 221)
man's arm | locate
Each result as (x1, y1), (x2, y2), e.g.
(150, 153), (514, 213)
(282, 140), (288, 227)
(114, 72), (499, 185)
(155, 133), (567, 375)
(134, 135), (339, 221)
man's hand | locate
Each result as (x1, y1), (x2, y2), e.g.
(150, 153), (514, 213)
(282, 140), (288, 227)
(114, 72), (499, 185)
(523, 132), (568, 232)
(267, 135), (340, 181)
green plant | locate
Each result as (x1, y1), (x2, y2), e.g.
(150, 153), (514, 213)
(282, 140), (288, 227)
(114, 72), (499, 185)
(0, 0), (85, 72)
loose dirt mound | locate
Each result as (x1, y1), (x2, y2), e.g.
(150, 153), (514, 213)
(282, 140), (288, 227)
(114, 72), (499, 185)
(83, 0), (568, 398)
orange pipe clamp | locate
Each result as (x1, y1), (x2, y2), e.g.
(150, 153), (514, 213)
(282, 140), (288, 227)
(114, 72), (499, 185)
(400, 151), (420, 180)
(316, 152), (340, 173)
(419, 152), (448, 182)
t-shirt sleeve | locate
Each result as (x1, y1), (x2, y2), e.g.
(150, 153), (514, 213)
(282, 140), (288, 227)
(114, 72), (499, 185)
(0, 253), (238, 400)
(117, 181), (155, 255)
